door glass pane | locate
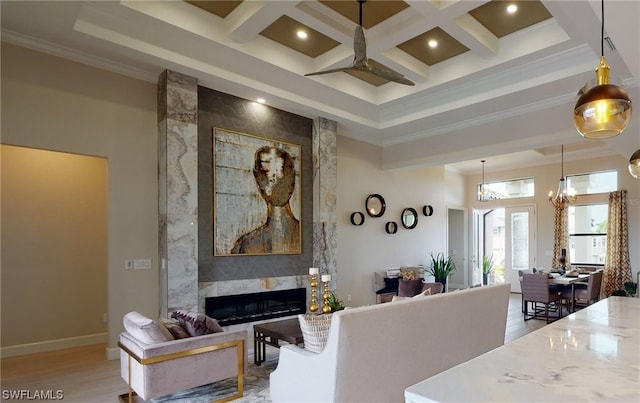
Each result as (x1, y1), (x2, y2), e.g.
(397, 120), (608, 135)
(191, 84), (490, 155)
(511, 212), (529, 271)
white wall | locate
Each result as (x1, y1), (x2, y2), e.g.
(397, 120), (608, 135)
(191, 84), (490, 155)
(1, 43), (159, 354)
(337, 136), (456, 306)
(465, 155), (640, 281)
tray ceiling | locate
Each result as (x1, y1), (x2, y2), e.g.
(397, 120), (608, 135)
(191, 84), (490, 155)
(1, 0), (638, 172)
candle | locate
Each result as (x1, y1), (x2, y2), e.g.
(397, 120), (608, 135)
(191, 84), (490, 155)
(321, 274), (331, 282)
(309, 268), (319, 275)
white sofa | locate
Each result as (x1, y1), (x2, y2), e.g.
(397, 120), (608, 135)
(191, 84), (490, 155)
(270, 284), (510, 403)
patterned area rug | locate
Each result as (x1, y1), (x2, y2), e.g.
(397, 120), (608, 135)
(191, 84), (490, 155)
(150, 353), (276, 403)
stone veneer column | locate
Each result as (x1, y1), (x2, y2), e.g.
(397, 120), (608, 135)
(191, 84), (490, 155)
(313, 117), (338, 290)
(158, 70), (199, 314)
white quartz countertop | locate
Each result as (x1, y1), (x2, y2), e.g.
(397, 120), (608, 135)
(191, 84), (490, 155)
(405, 297), (640, 402)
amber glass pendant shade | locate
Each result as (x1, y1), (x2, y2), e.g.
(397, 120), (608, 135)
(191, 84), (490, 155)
(629, 149), (640, 179)
(574, 57), (632, 139)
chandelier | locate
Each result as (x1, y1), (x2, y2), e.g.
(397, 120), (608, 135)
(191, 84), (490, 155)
(478, 160), (487, 202)
(548, 144), (576, 207)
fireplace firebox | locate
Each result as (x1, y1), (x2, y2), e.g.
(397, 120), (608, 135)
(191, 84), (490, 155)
(205, 288), (306, 326)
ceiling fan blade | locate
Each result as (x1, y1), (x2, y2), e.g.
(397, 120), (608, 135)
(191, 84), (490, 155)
(305, 66), (358, 77)
(354, 25), (367, 66)
(368, 64), (415, 86)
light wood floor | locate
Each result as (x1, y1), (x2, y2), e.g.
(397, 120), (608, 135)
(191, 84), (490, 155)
(1, 293), (546, 402)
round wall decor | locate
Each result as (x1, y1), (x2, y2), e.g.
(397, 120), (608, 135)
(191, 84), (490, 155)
(422, 205), (434, 216)
(365, 194), (386, 217)
(401, 207), (418, 229)
(385, 221), (398, 234)
(350, 212), (365, 226)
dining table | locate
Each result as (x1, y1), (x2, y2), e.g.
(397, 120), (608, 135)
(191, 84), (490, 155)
(547, 273), (590, 313)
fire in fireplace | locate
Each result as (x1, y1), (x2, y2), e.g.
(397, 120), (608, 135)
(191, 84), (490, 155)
(205, 288), (306, 326)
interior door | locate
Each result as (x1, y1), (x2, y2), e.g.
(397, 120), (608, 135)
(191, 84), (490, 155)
(504, 206), (536, 293)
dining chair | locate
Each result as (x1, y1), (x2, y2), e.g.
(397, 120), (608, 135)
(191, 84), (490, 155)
(521, 273), (563, 323)
(561, 271), (603, 310)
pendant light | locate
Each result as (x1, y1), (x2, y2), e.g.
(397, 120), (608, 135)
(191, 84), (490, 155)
(629, 148), (640, 179)
(548, 145), (577, 207)
(573, 0), (632, 139)
(478, 160), (486, 202)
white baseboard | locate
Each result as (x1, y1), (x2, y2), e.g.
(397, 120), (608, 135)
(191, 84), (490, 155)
(106, 346), (120, 360)
(0, 333), (107, 358)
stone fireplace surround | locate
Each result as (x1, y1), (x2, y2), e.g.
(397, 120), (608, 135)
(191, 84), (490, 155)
(157, 70), (338, 339)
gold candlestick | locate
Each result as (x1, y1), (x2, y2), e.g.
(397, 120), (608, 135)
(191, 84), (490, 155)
(309, 274), (319, 313)
(322, 278), (331, 314)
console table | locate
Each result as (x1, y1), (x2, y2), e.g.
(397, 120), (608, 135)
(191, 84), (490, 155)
(405, 296), (640, 402)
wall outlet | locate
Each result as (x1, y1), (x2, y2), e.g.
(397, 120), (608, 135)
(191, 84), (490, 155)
(103, 313), (108, 323)
(134, 259), (152, 270)
(125, 260), (134, 270)
(347, 294), (352, 302)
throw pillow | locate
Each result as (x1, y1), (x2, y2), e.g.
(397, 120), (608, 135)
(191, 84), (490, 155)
(123, 311), (174, 344)
(398, 279), (423, 297)
(376, 277), (399, 294)
(159, 318), (191, 339)
(298, 314), (332, 353)
(385, 267), (401, 278)
(412, 288), (432, 298)
(399, 269), (415, 280)
(170, 310), (224, 337)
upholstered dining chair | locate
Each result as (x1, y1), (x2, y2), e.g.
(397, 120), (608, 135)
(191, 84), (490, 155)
(518, 269), (534, 313)
(521, 273), (563, 323)
(561, 271), (603, 310)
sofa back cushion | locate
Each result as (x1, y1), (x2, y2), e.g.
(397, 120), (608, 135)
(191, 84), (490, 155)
(329, 284), (510, 402)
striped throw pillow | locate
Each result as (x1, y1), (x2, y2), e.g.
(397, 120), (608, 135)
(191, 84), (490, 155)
(298, 314), (332, 353)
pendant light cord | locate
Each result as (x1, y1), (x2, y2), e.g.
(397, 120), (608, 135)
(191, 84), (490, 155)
(358, 0), (365, 27)
(600, 0), (604, 57)
(561, 144), (564, 179)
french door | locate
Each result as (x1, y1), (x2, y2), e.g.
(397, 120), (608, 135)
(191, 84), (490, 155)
(474, 205), (535, 293)
(504, 206), (535, 293)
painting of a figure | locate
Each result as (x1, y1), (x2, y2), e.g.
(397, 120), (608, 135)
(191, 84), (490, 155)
(213, 128), (301, 256)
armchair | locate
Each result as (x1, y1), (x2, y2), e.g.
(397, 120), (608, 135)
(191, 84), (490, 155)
(118, 328), (247, 402)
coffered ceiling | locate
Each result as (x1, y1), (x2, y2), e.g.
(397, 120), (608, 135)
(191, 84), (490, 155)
(2, 1), (639, 173)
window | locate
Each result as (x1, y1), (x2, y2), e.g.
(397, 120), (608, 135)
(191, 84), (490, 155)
(477, 177), (534, 201)
(568, 204), (607, 265)
(566, 171), (617, 195)
(566, 171), (615, 265)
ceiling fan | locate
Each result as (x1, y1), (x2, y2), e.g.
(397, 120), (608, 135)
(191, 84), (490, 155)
(305, 0), (415, 86)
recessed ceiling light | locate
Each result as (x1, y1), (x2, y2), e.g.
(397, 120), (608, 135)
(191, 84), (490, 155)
(428, 39), (438, 48)
(296, 30), (308, 40)
(256, 98), (266, 104)
(506, 4), (518, 14)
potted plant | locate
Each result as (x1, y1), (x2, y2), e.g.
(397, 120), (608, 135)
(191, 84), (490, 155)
(426, 252), (456, 290)
(328, 293), (345, 311)
(482, 255), (495, 285)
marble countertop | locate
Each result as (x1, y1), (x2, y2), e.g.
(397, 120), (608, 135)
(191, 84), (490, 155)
(405, 297), (640, 402)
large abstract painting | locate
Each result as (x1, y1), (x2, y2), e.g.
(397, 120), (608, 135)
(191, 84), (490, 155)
(213, 128), (302, 256)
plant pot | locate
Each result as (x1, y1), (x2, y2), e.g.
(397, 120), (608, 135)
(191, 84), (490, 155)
(435, 278), (447, 291)
(483, 273), (488, 285)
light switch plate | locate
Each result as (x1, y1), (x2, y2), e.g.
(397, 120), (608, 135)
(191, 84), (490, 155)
(134, 259), (152, 269)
